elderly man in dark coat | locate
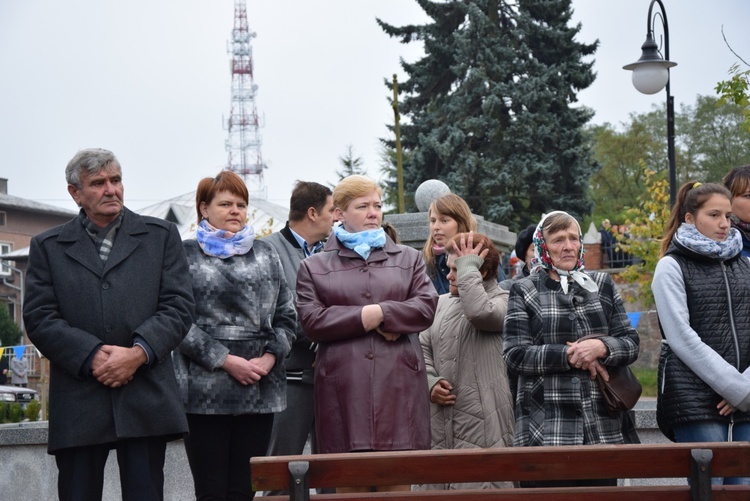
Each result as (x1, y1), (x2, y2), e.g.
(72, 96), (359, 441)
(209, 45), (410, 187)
(23, 148), (195, 501)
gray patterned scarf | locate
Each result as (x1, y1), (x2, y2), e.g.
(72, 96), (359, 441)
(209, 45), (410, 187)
(80, 210), (123, 262)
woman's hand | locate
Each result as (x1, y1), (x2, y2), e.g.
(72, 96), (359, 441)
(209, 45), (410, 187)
(453, 231), (489, 259)
(222, 353), (273, 386)
(566, 338), (608, 372)
(718, 399), (735, 416)
(585, 359), (610, 381)
(430, 379), (456, 406)
(361, 304), (385, 332)
(375, 327), (401, 342)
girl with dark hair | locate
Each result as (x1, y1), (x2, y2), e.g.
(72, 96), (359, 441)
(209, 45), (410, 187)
(723, 164), (750, 258)
(653, 181), (750, 485)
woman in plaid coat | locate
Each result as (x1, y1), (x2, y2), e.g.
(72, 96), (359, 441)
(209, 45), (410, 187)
(503, 211), (639, 488)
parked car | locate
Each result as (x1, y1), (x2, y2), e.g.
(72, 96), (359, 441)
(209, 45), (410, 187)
(0, 384), (37, 409)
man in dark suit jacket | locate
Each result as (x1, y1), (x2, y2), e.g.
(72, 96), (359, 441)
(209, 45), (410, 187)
(23, 148), (195, 501)
(262, 181), (334, 496)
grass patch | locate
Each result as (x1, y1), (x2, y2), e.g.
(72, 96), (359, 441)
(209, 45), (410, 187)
(632, 367), (657, 398)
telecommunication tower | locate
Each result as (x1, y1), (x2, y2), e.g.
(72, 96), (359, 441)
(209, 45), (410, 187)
(225, 0), (267, 197)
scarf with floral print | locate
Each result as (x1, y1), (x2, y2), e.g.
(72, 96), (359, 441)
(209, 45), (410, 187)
(196, 219), (255, 259)
(530, 210), (598, 294)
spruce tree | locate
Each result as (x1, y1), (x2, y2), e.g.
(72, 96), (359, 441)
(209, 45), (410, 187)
(334, 144), (367, 182)
(379, 0), (598, 228)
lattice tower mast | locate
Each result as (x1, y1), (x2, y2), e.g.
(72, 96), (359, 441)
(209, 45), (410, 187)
(225, 0), (266, 197)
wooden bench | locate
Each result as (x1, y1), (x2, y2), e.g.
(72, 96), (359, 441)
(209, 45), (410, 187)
(251, 442), (750, 500)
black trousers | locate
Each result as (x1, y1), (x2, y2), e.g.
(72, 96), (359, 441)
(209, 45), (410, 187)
(520, 478), (618, 488)
(55, 436), (168, 501)
(184, 412), (274, 501)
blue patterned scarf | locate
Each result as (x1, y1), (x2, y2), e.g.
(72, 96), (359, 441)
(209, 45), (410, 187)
(674, 223), (742, 260)
(196, 219), (255, 259)
(334, 225), (386, 259)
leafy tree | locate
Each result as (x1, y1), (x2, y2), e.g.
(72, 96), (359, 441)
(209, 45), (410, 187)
(678, 95), (750, 182)
(617, 168), (671, 307)
(334, 145), (367, 183)
(716, 62), (750, 133)
(588, 116), (662, 223)
(378, 0), (598, 228)
(589, 95), (750, 226)
(0, 302), (22, 348)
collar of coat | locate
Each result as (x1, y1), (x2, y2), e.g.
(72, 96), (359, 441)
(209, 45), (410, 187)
(56, 207), (151, 276)
(324, 231), (401, 263)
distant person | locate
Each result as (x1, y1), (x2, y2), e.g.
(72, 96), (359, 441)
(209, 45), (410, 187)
(10, 348), (27, 387)
(24, 148), (195, 501)
(173, 170), (296, 500)
(0, 350), (8, 385)
(500, 224), (536, 290)
(420, 232), (514, 490)
(653, 182), (750, 485)
(263, 181), (335, 497)
(296, 175), (438, 494)
(723, 164), (750, 258)
(423, 193), (505, 294)
(599, 219), (616, 267)
(503, 211), (640, 488)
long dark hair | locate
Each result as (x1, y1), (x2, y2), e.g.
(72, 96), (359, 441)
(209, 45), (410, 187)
(660, 181), (731, 257)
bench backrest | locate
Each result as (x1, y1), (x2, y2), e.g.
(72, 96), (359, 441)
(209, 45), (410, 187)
(251, 442), (750, 499)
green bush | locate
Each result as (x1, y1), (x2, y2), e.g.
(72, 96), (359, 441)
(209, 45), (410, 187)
(8, 403), (22, 423)
(633, 367), (657, 398)
(0, 402), (7, 423)
(24, 399), (41, 422)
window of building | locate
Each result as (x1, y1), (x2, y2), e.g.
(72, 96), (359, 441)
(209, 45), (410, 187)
(0, 242), (12, 277)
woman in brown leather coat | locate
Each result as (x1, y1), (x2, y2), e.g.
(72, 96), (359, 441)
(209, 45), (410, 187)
(296, 175), (438, 493)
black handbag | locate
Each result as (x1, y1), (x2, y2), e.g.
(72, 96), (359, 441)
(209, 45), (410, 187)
(576, 334), (642, 414)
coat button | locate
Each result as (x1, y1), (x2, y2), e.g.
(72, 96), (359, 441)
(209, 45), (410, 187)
(568, 313), (576, 321)
(366, 353), (374, 360)
(571, 377), (579, 384)
(364, 293), (371, 299)
(102, 282), (110, 290)
(361, 268), (368, 273)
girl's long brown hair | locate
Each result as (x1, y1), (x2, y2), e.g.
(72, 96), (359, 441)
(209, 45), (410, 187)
(660, 181), (731, 257)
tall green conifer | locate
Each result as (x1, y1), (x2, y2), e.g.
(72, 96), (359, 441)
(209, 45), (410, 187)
(379, 0), (598, 228)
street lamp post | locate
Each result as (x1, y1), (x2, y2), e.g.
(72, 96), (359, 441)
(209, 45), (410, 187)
(623, 0), (678, 207)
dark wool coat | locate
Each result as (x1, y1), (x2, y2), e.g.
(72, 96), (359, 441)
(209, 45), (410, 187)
(173, 239), (296, 415)
(23, 208), (195, 453)
(296, 235), (438, 453)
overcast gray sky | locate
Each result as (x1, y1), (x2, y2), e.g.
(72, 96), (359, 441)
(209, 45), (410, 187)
(1, 0), (748, 214)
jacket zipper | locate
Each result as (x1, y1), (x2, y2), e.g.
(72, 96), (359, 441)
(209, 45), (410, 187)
(720, 261), (739, 440)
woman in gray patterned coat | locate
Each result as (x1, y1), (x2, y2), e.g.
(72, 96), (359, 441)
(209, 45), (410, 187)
(503, 211), (639, 488)
(173, 171), (296, 500)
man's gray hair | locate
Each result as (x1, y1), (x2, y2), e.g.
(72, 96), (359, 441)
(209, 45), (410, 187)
(65, 148), (121, 188)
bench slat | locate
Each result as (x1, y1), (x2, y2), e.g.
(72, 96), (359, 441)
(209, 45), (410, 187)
(251, 442), (750, 491)
(259, 485), (750, 501)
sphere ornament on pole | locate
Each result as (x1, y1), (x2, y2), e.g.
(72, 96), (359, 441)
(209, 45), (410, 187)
(414, 179), (451, 212)
(623, 0), (678, 207)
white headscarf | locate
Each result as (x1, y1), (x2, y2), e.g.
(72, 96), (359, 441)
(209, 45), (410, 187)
(529, 211), (598, 294)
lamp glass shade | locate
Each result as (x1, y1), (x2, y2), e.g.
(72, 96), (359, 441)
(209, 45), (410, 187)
(631, 63), (669, 95)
